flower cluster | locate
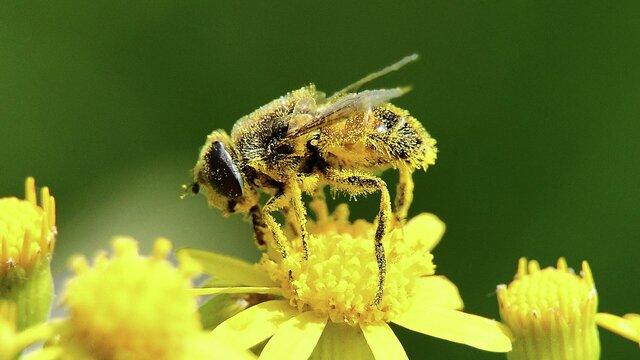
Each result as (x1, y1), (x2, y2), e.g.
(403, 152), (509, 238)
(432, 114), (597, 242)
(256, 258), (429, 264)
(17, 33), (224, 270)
(1, 174), (637, 360)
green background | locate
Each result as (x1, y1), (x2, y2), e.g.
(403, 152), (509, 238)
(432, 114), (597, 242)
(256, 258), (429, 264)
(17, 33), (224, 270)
(2, 1), (639, 358)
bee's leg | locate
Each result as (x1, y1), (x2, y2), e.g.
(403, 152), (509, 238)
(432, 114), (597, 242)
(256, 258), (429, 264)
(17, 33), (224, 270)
(262, 190), (291, 259)
(393, 167), (415, 226)
(281, 205), (301, 238)
(324, 170), (391, 307)
(288, 179), (310, 260)
(249, 205), (269, 250)
(310, 185), (329, 223)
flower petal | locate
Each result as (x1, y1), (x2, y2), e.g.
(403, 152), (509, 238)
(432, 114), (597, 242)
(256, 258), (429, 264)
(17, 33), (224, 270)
(211, 300), (297, 349)
(178, 248), (274, 286)
(311, 322), (375, 360)
(410, 276), (464, 310)
(199, 294), (248, 330)
(259, 311), (327, 360)
(361, 323), (408, 360)
(189, 287), (282, 296)
(625, 313), (640, 322)
(193, 335), (258, 360)
(596, 313), (640, 342)
(393, 306), (512, 352)
(21, 347), (64, 360)
(404, 213), (445, 251)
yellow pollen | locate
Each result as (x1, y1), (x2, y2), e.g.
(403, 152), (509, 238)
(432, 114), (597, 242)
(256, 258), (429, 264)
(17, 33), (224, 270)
(260, 204), (436, 325)
(0, 178), (56, 274)
(60, 237), (203, 359)
(497, 258), (599, 360)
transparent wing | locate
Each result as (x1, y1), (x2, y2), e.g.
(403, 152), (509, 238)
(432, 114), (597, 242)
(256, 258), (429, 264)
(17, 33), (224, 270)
(285, 87), (410, 139)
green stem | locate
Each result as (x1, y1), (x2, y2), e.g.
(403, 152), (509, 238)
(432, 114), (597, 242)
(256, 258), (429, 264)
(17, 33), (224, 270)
(0, 260), (54, 331)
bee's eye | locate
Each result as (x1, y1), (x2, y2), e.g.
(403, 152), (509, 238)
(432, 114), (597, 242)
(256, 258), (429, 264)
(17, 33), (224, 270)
(191, 182), (200, 194)
(204, 141), (244, 198)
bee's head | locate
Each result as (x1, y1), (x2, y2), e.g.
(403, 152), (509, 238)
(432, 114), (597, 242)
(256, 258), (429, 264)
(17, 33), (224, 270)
(189, 130), (252, 214)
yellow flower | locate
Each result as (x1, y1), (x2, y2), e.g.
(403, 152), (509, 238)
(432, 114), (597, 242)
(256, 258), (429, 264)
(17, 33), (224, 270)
(182, 204), (511, 359)
(596, 313), (640, 347)
(0, 177), (56, 330)
(48, 236), (254, 360)
(497, 258), (600, 360)
(0, 177), (56, 272)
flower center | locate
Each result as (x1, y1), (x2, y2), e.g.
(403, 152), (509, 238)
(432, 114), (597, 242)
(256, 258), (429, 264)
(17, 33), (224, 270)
(260, 204), (435, 325)
(498, 258), (596, 320)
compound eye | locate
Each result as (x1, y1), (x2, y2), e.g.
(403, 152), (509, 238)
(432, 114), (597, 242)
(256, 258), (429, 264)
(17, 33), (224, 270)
(204, 141), (244, 198)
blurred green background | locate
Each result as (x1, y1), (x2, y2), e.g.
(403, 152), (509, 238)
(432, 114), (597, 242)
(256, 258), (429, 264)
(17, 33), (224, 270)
(2, 1), (639, 358)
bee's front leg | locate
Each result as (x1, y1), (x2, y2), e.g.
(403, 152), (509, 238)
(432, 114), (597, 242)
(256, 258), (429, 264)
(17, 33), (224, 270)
(324, 169), (391, 307)
(249, 205), (269, 250)
(281, 205), (301, 239)
(309, 185), (329, 223)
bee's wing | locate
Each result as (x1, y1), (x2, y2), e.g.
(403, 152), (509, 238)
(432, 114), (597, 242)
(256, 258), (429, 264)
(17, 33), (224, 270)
(285, 87), (409, 139)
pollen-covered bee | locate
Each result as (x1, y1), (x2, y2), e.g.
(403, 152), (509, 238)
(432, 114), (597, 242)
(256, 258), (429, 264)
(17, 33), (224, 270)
(186, 54), (437, 305)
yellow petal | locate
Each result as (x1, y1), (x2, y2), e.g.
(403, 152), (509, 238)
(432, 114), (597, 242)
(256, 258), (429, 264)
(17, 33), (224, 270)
(361, 323), (408, 360)
(211, 300), (297, 349)
(178, 248), (274, 286)
(404, 213), (445, 251)
(259, 311), (327, 360)
(596, 313), (640, 342)
(393, 306), (512, 352)
(624, 313), (640, 326)
(310, 322), (375, 360)
(21, 347), (63, 360)
(411, 276), (463, 310)
(202, 335), (258, 360)
(199, 294), (249, 330)
(189, 287), (282, 296)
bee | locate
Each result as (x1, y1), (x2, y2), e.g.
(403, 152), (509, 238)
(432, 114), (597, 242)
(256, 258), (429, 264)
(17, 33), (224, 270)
(186, 54), (437, 305)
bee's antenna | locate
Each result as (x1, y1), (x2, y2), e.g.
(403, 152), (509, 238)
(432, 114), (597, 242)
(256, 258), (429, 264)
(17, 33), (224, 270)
(180, 182), (199, 199)
(179, 184), (190, 199)
(332, 54), (419, 98)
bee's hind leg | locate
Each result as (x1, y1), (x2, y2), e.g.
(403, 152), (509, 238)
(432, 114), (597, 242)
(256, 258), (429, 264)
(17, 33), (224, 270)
(393, 167), (415, 226)
(324, 169), (391, 307)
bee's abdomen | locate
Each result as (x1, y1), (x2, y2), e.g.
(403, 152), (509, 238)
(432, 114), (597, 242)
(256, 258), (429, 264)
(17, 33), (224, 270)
(371, 104), (437, 170)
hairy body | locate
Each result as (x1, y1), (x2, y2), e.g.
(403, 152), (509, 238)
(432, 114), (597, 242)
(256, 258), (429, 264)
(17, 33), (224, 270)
(190, 55), (437, 305)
